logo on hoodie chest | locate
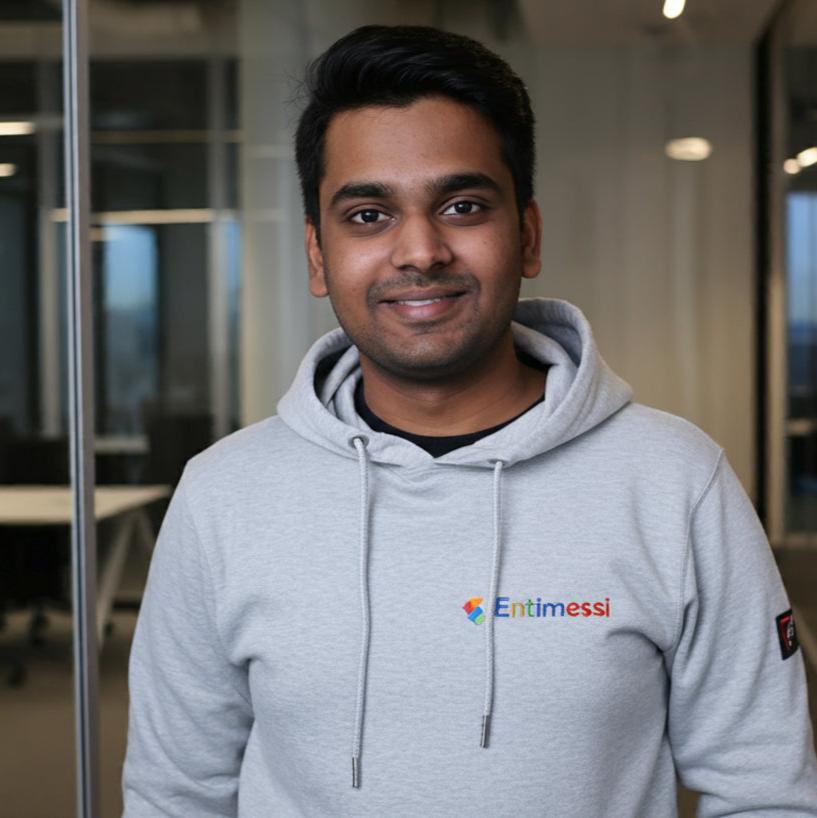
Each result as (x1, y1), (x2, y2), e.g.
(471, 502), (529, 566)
(462, 595), (611, 623)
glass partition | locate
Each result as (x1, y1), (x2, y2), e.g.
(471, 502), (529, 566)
(767, 0), (817, 775)
(782, 9), (817, 538)
(88, 8), (241, 815)
(0, 4), (77, 816)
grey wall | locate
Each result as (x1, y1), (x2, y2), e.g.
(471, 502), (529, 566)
(519, 44), (755, 493)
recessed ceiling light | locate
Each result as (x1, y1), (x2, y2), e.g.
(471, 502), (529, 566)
(663, 0), (686, 19)
(0, 163), (17, 177)
(796, 147), (817, 168)
(784, 159), (802, 175)
(0, 121), (35, 137)
(665, 137), (712, 161)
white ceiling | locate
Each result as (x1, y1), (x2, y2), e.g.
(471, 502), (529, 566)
(517, 0), (783, 45)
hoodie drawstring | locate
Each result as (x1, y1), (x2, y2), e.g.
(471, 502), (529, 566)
(481, 459), (505, 748)
(351, 435), (371, 789)
(348, 439), (505, 787)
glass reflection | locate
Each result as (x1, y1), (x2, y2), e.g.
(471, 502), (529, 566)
(89, 9), (241, 817)
(0, 7), (77, 816)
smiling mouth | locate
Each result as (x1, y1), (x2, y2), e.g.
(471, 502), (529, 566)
(390, 294), (461, 306)
(380, 291), (468, 306)
(378, 290), (471, 322)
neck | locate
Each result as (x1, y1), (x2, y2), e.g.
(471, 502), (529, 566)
(358, 329), (547, 436)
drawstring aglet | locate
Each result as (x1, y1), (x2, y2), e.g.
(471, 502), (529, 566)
(480, 714), (491, 748)
(352, 755), (360, 788)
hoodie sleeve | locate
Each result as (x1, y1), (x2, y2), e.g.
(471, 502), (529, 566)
(122, 468), (254, 818)
(665, 449), (817, 814)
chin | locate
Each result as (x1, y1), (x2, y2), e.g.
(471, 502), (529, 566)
(365, 341), (488, 382)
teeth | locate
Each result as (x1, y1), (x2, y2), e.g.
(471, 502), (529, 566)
(396, 297), (444, 306)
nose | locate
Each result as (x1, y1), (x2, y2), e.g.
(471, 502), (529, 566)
(389, 213), (454, 273)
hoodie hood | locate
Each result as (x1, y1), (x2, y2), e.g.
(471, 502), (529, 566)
(277, 297), (633, 468)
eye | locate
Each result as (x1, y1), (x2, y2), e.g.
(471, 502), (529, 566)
(442, 200), (484, 216)
(349, 208), (387, 224)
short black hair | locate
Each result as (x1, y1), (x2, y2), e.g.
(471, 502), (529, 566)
(294, 24), (536, 235)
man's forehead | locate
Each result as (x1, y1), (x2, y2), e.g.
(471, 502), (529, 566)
(326, 95), (487, 131)
(324, 98), (501, 150)
(319, 98), (509, 201)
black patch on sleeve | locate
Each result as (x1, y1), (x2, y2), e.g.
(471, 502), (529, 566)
(775, 609), (799, 660)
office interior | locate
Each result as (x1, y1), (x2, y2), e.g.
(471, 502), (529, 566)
(0, 0), (815, 815)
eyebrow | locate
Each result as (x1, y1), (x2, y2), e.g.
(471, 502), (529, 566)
(329, 182), (395, 209)
(328, 172), (501, 210)
(428, 172), (501, 198)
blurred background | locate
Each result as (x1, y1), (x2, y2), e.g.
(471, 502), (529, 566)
(0, 0), (816, 815)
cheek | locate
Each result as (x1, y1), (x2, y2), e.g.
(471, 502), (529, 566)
(457, 217), (518, 256)
(328, 232), (386, 271)
(324, 244), (382, 297)
(457, 233), (520, 282)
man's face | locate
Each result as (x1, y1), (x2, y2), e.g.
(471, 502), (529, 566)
(305, 95), (542, 381)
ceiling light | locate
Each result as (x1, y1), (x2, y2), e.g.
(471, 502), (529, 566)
(662, 0), (686, 19)
(784, 159), (801, 175)
(665, 137), (712, 161)
(0, 121), (35, 136)
(0, 163), (17, 177)
(796, 147), (817, 168)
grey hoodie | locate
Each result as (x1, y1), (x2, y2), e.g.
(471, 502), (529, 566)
(123, 297), (817, 816)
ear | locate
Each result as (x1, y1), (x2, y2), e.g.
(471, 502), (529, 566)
(305, 218), (328, 297)
(520, 199), (542, 280)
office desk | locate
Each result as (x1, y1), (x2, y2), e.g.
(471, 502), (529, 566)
(93, 435), (149, 455)
(94, 435), (151, 483)
(0, 485), (171, 647)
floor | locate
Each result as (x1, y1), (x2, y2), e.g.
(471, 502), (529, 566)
(0, 545), (815, 818)
(0, 602), (135, 817)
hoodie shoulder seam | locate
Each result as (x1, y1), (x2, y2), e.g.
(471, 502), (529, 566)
(669, 446), (725, 655)
(178, 474), (253, 709)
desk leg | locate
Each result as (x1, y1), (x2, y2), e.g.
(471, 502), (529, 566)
(97, 511), (136, 648)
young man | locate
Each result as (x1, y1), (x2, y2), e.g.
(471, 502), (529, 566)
(123, 25), (817, 816)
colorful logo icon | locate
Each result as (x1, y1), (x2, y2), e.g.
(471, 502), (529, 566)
(463, 596), (485, 625)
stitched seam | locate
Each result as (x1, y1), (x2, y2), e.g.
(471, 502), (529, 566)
(669, 448), (725, 655)
(179, 478), (253, 709)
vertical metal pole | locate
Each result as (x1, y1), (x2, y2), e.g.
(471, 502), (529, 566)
(764, 5), (788, 548)
(37, 60), (61, 438)
(208, 56), (230, 440)
(63, 0), (101, 816)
